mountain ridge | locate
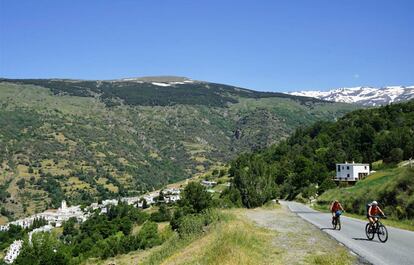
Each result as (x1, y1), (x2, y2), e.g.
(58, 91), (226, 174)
(289, 85), (414, 106)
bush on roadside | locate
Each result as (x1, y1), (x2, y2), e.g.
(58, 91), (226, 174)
(177, 214), (205, 238)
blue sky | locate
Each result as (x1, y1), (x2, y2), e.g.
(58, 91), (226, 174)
(0, 1), (413, 92)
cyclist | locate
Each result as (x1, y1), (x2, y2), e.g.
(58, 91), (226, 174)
(330, 200), (344, 224)
(367, 200), (385, 224)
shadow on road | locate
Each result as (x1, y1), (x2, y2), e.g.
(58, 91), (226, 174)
(352, 237), (381, 243)
(320, 227), (335, 231)
(290, 211), (321, 214)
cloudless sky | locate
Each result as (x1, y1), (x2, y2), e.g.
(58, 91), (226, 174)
(0, 0), (413, 92)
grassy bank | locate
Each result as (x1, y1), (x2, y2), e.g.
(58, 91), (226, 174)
(117, 210), (280, 265)
(317, 166), (414, 231)
(93, 205), (359, 265)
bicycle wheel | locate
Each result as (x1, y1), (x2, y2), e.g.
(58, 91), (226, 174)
(332, 218), (336, 230)
(377, 224), (388, 243)
(365, 223), (374, 240)
(337, 218), (341, 230)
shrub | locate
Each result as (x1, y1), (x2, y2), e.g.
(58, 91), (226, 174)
(177, 214), (205, 238)
(150, 205), (171, 222)
(137, 221), (161, 249)
(219, 187), (243, 208)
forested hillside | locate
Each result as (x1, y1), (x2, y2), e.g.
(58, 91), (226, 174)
(227, 100), (414, 209)
(0, 78), (357, 221)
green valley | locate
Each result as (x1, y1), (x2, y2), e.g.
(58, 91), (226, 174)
(0, 78), (357, 221)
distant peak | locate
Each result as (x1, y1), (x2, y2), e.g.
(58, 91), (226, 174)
(120, 76), (192, 83)
(288, 85), (414, 106)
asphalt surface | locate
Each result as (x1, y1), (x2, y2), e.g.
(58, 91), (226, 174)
(282, 201), (414, 265)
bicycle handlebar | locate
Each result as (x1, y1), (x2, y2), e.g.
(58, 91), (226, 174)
(370, 215), (387, 219)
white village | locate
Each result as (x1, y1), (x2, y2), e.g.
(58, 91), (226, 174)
(1, 187), (183, 264)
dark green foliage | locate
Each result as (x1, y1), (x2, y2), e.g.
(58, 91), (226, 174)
(150, 204), (171, 222)
(136, 221), (162, 249)
(0, 181), (11, 203)
(179, 182), (212, 213)
(0, 225), (24, 250)
(17, 178), (26, 189)
(0, 217), (48, 251)
(388, 148), (404, 163)
(219, 186), (243, 208)
(30, 217), (47, 230)
(140, 198), (149, 209)
(176, 214), (205, 238)
(36, 176), (65, 208)
(62, 217), (78, 237)
(169, 184), (221, 238)
(1, 78), (324, 108)
(229, 100), (414, 205)
(175, 209), (221, 238)
(230, 154), (277, 208)
(15, 233), (71, 265)
(56, 202), (157, 261)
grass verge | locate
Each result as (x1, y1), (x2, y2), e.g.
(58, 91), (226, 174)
(154, 209), (281, 265)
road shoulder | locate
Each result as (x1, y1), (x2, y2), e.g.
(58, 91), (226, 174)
(245, 204), (364, 265)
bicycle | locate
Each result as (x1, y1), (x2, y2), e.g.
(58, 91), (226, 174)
(365, 215), (388, 242)
(332, 210), (342, 230)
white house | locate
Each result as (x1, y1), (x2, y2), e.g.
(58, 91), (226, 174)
(201, 180), (217, 187)
(4, 240), (23, 264)
(335, 162), (370, 182)
(165, 194), (180, 203)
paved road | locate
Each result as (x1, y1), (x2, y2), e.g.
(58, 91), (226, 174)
(282, 201), (414, 265)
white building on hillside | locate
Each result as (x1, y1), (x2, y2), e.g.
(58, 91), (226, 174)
(4, 240), (23, 264)
(335, 162), (370, 182)
(201, 180), (217, 187)
(1, 200), (86, 232)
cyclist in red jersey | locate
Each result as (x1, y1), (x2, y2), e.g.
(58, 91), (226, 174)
(367, 201), (385, 224)
(330, 200), (344, 224)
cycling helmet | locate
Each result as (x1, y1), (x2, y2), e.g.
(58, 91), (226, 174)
(372, 200), (378, 205)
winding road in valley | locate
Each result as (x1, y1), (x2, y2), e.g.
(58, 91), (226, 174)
(283, 201), (414, 265)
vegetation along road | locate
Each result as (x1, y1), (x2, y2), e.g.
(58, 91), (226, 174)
(283, 201), (414, 265)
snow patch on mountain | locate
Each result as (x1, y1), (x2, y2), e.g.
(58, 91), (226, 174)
(289, 86), (414, 106)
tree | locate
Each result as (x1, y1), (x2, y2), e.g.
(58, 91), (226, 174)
(15, 233), (70, 265)
(62, 217), (77, 236)
(220, 186), (242, 207)
(150, 204), (171, 222)
(231, 154), (277, 208)
(388, 148), (404, 163)
(179, 182), (211, 213)
(17, 179), (26, 189)
(137, 221), (161, 249)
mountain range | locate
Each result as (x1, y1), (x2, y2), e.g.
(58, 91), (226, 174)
(289, 85), (414, 106)
(0, 76), (358, 221)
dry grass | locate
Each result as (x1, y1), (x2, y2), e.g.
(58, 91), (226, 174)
(86, 205), (359, 265)
(142, 210), (281, 265)
(0, 216), (8, 225)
